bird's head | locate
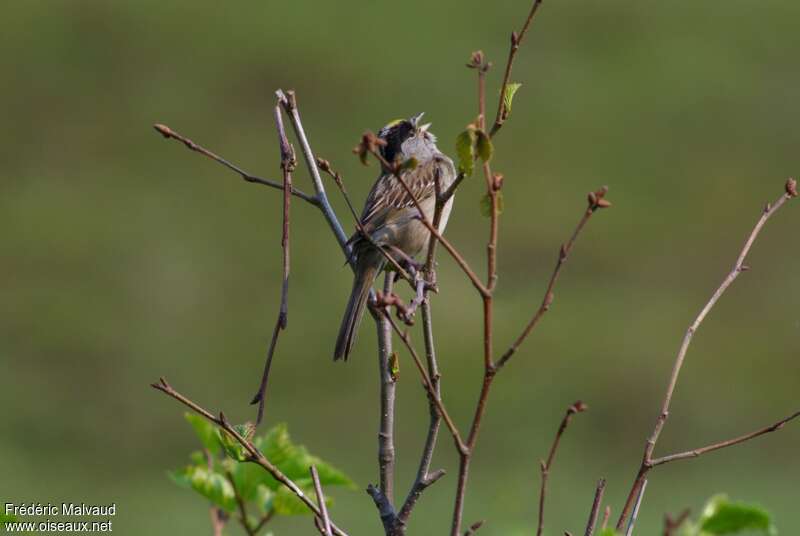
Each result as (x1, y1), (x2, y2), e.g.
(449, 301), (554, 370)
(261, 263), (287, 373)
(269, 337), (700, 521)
(377, 112), (437, 164)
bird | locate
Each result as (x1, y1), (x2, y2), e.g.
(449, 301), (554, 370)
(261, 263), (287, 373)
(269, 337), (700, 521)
(334, 113), (456, 360)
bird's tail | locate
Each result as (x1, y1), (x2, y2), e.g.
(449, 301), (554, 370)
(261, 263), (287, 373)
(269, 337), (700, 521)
(334, 252), (383, 361)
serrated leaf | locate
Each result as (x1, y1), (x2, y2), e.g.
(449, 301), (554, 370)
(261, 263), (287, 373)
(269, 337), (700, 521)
(503, 82), (522, 115)
(479, 192), (504, 218)
(455, 129), (476, 176)
(273, 485), (315, 516)
(170, 465), (237, 512)
(699, 495), (775, 535)
(217, 427), (249, 462)
(475, 129), (493, 162)
(184, 413), (220, 454)
(255, 423), (356, 490)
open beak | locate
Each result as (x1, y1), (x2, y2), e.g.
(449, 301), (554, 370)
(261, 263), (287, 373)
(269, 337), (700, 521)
(409, 112), (425, 128)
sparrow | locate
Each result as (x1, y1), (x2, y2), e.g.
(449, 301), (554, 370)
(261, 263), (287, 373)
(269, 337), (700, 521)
(334, 113), (456, 360)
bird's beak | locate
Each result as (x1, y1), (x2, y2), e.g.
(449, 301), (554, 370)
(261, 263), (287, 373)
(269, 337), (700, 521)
(409, 112), (425, 128)
(418, 122), (432, 132)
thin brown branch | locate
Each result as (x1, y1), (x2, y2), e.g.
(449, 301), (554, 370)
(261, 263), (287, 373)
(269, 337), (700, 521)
(151, 378), (349, 536)
(382, 311), (468, 455)
(537, 402), (588, 536)
(490, 0), (546, 138)
(311, 466), (333, 536)
(584, 479), (607, 536)
(663, 509), (690, 536)
(650, 410), (800, 466)
(497, 187), (611, 370)
(252, 512), (274, 535)
(463, 520), (485, 536)
(624, 479), (647, 536)
(226, 470), (257, 536)
(616, 181), (797, 529)
(152, 123), (317, 205)
(277, 90), (351, 251)
(250, 101), (295, 425)
(377, 274), (397, 506)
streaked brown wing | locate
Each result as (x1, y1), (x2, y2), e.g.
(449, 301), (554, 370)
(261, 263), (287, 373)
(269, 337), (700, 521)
(359, 157), (441, 231)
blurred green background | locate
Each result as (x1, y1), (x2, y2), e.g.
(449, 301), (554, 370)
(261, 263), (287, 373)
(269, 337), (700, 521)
(2, 0), (798, 534)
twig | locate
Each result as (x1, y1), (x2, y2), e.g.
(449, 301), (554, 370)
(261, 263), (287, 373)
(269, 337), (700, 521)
(625, 479), (647, 536)
(250, 100), (295, 425)
(382, 311), (467, 454)
(311, 466), (333, 536)
(450, 188), (608, 536)
(490, 0), (546, 138)
(584, 479), (606, 536)
(277, 90), (350, 251)
(152, 123), (317, 205)
(497, 187), (611, 370)
(600, 507), (610, 530)
(204, 450), (228, 536)
(463, 520), (484, 536)
(663, 509), (690, 536)
(367, 484), (397, 535)
(616, 181), (797, 529)
(252, 512), (274, 535)
(377, 274), (397, 506)
(537, 401), (589, 536)
(650, 410), (800, 466)
(397, 301), (445, 528)
(151, 378), (349, 536)
(227, 470), (257, 536)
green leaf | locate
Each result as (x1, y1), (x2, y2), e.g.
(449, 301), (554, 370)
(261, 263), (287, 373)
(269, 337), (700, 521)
(479, 192), (504, 218)
(217, 424), (253, 462)
(503, 82), (522, 115)
(170, 465), (237, 512)
(256, 423), (356, 490)
(256, 484), (275, 514)
(699, 495), (775, 535)
(0, 513), (17, 523)
(184, 413), (220, 454)
(475, 129), (493, 162)
(273, 485), (315, 516)
(455, 129), (476, 176)
(596, 529), (620, 536)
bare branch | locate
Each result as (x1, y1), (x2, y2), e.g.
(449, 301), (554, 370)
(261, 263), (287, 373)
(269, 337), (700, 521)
(625, 479), (647, 536)
(311, 466), (333, 536)
(498, 186), (611, 369)
(382, 311), (468, 455)
(616, 182), (797, 529)
(151, 378), (349, 536)
(152, 123), (317, 205)
(377, 275), (397, 506)
(250, 100), (295, 425)
(584, 479), (607, 536)
(537, 402), (589, 536)
(650, 410), (800, 466)
(490, 0), (546, 138)
(663, 509), (690, 536)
